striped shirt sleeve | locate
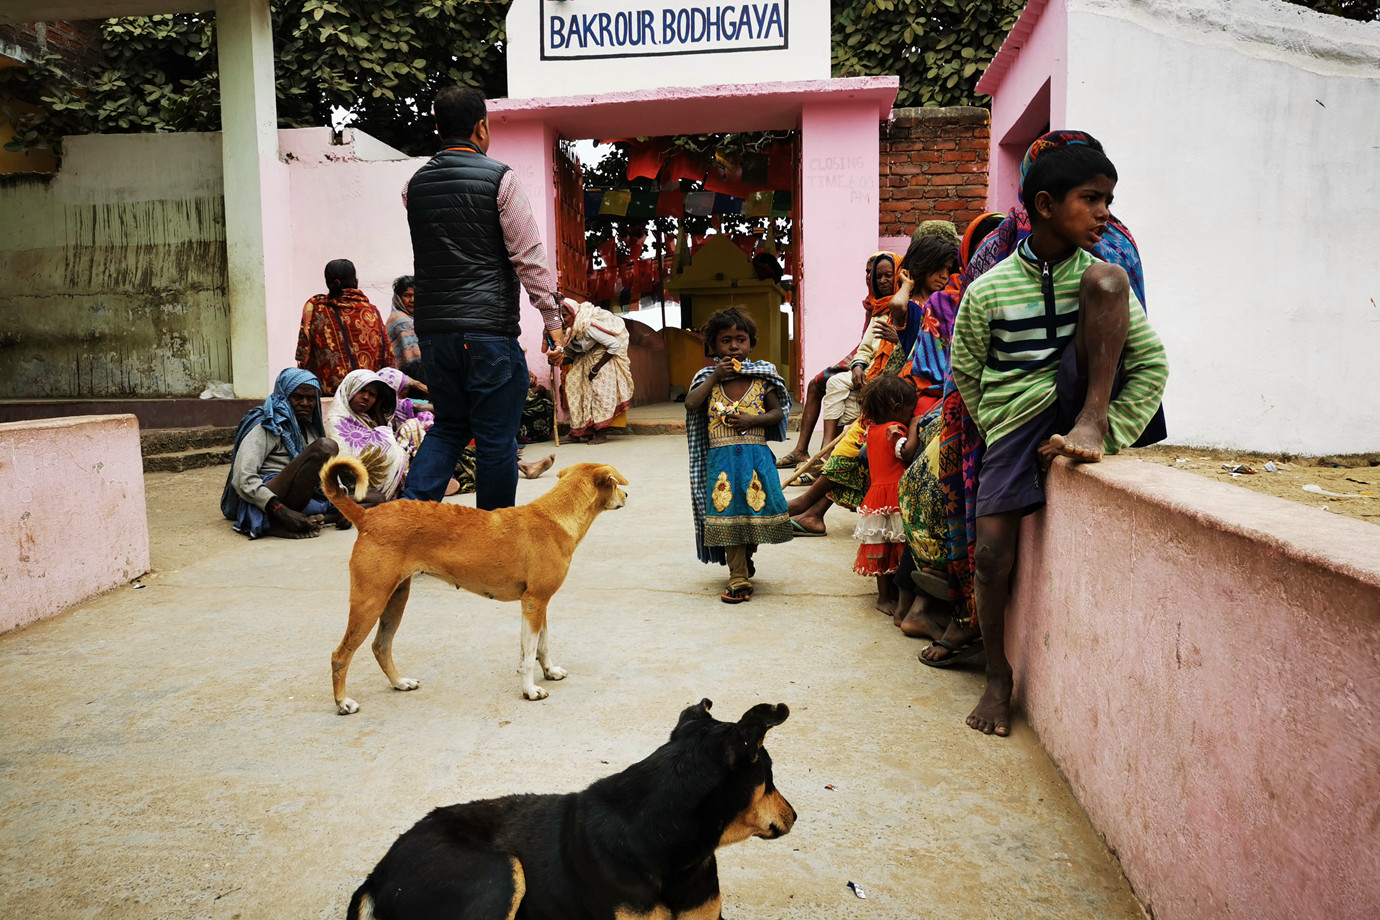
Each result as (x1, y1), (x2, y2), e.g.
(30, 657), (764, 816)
(497, 171), (563, 333)
(948, 285), (992, 441)
(1105, 306), (1168, 452)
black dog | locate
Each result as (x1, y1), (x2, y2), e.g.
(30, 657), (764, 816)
(347, 699), (795, 920)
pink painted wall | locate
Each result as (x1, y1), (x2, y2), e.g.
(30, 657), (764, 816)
(0, 415), (150, 633)
(798, 102), (882, 395)
(978, 0), (1068, 210)
(488, 120), (562, 376)
(1008, 457), (1380, 920)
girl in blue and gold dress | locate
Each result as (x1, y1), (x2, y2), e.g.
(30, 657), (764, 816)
(685, 308), (793, 603)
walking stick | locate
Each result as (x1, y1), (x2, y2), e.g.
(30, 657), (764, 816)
(781, 430), (847, 487)
(545, 332), (561, 447)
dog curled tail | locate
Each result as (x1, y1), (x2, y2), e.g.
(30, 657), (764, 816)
(320, 454), (371, 529)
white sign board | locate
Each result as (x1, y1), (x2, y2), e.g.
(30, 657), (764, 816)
(506, 0), (829, 98)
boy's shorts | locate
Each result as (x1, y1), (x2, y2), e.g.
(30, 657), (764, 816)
(974, 344), (1123, 518)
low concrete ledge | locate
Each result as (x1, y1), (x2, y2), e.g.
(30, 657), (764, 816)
(0, 415), (150, 633)
(1009, 457), (1380, 920)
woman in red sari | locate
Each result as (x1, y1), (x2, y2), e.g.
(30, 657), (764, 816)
(295, 258), (390, 395)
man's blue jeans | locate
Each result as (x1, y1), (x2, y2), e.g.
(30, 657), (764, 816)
(403, 331), (528, 510)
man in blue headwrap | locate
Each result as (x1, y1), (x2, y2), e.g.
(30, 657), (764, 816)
(221, 368), (341, 539)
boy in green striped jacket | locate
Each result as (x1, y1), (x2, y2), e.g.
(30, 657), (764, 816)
(943, 137), (1168, 737)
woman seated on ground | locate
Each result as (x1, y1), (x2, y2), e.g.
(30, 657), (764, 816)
(295, 258), (391, 396)
(787, 235), (959, 536)
(221, 368), (342, 540)
(376, 366), (433, 460)
(324, 369), (409, 503)
(557, 298), (635, 445)
(385, 275), (419, 367)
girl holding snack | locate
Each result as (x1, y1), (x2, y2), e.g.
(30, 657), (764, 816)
(685, 308), (793, 603)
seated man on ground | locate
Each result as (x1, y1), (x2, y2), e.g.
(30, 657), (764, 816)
(220, 367), (340, 539)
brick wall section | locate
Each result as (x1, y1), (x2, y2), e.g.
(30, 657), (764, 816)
(0, 21), (103, 78)
(878, 106), (992, 239)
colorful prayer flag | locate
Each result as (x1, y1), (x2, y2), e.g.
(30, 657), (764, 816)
(626, 189), (659, 220)
(684, 191), (716, 217)
(599, 189), (631, 217)
(744, 190), (773, 218)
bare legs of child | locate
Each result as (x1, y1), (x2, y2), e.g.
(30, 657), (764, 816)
(958, 263), (1133, 737)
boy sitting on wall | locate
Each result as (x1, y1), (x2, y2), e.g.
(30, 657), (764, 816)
(945, 134), (1169, 736)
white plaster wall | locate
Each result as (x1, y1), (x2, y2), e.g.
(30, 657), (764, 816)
(1066, 0), (1380, 454)
(505, 0), (829, 98)
(278, 128), (422, 380)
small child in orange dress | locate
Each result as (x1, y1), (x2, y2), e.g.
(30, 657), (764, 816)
(853, 375), (923, 614)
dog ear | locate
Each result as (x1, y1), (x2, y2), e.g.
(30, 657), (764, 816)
(595, 465), (629, 487)
(724, 703), (790, 767)
(677, 698), (713, 726)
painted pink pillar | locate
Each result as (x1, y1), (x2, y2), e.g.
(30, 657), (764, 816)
(1007, 457), (1380, 920)
(488, 120), (561, 379)
(798, 102), (881, 398)
(0, 416), (150, 633)
(979, 0), (1068, 210)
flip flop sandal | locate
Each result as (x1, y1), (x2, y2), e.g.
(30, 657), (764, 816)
(789, 520), (827, 537)
(910, 568), (950, 600)
(790, 473), (816, 486)
(721, 586), (753, 604)
(918, 636), (986, 669)
(775, 453), (805, 469)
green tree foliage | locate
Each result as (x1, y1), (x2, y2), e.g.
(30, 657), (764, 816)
(832, 0), (1024, 108)
(3, 0), (1375, 159)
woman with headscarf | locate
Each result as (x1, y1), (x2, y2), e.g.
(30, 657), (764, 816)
(324, 369), (410, 502)
(774, 251), (898, 469)
(295, 258), (391, 396)
(912, 131), (1165, 666)
(385, 275), (419, 366)
(375, 366), (434, 459)
(556, 298), (635, 446)
(221, 367), (340, 539)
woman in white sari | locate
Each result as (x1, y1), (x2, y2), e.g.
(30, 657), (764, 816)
(558, 298), (635, 446)
(324, 369), (410, 502)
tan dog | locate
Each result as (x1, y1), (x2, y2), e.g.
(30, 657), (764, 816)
(320, 455), (628, 713)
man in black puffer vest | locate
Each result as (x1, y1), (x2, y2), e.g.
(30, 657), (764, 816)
(401, 86), (569, 510)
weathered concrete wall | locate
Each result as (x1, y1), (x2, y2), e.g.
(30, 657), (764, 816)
(0, 414), (149, 633)
(0, 132), (230, 398)
(1009, 457), (1380, 920)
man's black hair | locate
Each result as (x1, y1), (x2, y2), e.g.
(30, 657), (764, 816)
(434, 86), (487, 141)
(700, 307), (757, 356)
(900, 235), (958, 281)
(1022, 142), (1118, 218)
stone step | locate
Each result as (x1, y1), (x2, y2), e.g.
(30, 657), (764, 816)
(142, 445), (233, 474)
(141, 426), (237, 455)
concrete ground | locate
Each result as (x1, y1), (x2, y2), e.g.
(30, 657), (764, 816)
(0, 433), (1146, 920)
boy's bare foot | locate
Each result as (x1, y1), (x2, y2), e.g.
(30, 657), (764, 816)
(1047, 413), (1107, 463)
(518, 453), (556, 479)
(967, 674), (1013, 736)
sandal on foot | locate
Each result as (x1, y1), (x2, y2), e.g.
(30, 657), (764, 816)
(775, 452), (805, 469)
(918, 636), (985, 669)
(789, 520), (826, 537)
(721, 586), (753, 604)
(911, 568), (950, 600)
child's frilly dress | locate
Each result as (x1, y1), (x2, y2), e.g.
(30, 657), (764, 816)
(853, 420), (908, 575)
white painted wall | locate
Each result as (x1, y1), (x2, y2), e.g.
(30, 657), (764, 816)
(1067, 0), (1380, 454)
(505, 0), (829, 97)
